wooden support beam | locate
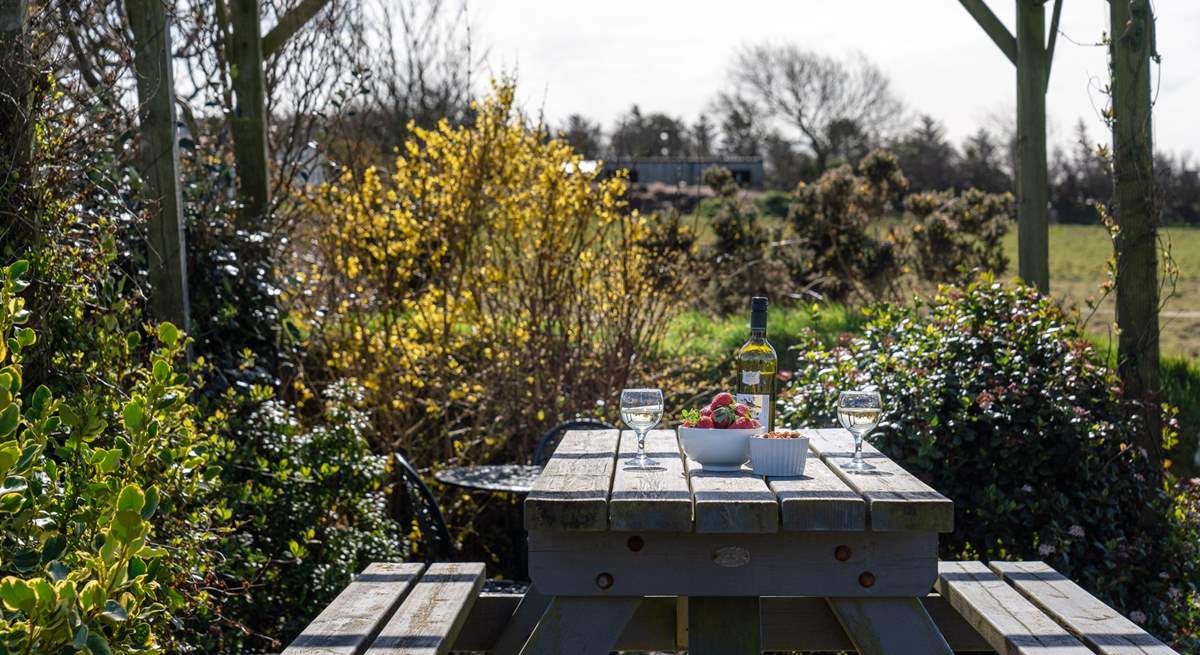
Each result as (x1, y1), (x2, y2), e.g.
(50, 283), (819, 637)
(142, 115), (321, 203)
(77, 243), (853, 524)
(227, 0), (271, 229)
(1045, 0), (1063, 85)
(125, 0), (192, 332)
(958, 0), (1017, 64)
(262, 0), (331, 59)
(1015, 0), (1051, 292)
(1110, 0), (1161, 460)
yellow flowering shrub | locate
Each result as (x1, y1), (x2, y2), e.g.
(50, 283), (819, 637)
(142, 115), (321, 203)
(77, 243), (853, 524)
(294, 85), (689, 464)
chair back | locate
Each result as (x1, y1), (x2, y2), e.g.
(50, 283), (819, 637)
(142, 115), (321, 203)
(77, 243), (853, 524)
(390, 452), (452, 562)
(532, 418), (616, 466)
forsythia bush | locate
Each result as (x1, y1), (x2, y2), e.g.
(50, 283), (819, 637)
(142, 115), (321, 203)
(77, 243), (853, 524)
(296, 85), (688, 463)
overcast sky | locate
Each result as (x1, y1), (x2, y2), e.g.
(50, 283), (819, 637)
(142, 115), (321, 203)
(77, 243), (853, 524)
(472, 0), (1199, 156)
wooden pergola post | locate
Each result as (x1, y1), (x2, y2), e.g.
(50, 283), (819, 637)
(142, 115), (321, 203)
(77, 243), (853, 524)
(958, 0), (1060, 293)
(1109, 0), (1160, 460)
(126, 0), (191, 332)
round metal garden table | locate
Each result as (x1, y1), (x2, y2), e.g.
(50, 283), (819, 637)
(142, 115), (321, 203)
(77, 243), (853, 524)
(434, 464), (543, 579)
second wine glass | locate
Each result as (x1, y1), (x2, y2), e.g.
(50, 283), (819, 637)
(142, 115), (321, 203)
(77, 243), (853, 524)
(836, 389), (881, 473)
(620, 388), (663, 469)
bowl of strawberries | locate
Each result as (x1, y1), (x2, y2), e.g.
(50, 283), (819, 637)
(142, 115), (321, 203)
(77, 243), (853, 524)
(677, 392), (765, 471)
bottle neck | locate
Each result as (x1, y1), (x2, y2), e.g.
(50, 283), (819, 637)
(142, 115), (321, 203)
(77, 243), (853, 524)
(749, 327), (767, 340)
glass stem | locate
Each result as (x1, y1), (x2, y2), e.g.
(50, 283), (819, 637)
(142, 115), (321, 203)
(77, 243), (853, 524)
(853, 431), (864, 465)
(637, 430), (647, 460)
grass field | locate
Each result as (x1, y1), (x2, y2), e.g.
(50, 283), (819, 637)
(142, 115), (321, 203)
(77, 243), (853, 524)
(1000, 223), (1200, 360)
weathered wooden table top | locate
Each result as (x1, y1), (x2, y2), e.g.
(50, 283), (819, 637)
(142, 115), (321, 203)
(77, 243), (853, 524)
(525, 427), (953, 535)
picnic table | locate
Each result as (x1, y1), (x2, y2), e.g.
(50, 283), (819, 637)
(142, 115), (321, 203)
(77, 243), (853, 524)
(284, 425), (1181, 654)
(521, 426), (956, 654)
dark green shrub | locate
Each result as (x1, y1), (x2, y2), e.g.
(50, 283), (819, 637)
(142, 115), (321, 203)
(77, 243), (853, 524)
(210, 384), (404, 652)
(777, 276), (1198, 648)
(755, 190), (791, 219)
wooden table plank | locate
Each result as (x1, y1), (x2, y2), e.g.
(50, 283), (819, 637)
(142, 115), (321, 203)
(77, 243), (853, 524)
(609, 430), (692, 531)
(769, 454), (866, 531)
(371, 562), (485, 655)
(684, 456), (778, 533)
(806, 428), (954, 532)
(936, 561), (1092, 654)
(525, 429), (620, 531)
(990, 561), (1178, 655)
(284, 562), (425, 655)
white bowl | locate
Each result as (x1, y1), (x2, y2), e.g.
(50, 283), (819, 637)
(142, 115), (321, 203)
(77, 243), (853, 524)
(677, 427), (763, 471)
(749, 435), (809, 477)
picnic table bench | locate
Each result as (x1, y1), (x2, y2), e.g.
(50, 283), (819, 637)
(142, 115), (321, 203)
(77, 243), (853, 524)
(285, 427), (1178, 654)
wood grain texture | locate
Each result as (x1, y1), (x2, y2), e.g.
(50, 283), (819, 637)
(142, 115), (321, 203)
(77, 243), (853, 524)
(524, 429), (619, 531)
(827, 597), (954, 655)
(518, 596), (641, 655)
(528, 530), (937, 597)
(684, 456), (778, 533)
(990, 561), (1178, 655)
(769, 454), (866, 531)
(937, 561), (1091, 654)
(283, 562), (424, 655)
(807, 428), (954, 532)
(609, 430), (692, 531)
(688, 596), (760, 655)
(370, 562), (485, 655)
(489, 585), (551, 655)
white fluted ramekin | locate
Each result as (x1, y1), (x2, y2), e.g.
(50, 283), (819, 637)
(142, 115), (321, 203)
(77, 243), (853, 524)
(749, 435), (809, 477)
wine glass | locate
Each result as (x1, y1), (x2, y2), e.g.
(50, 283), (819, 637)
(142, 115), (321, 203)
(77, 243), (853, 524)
(620, 388), (663, 469)
(836, 389), (882, 473)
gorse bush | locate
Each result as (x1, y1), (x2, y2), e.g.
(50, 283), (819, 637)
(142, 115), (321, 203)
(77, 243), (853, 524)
(905, 188), (1012, 283)
(296, 84), (689, 464)
(777, 276), (1199, 648)
(0, 261), (225, 653)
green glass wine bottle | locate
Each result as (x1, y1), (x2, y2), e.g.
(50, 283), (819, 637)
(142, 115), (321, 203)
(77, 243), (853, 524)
(734, 296), (777, 430)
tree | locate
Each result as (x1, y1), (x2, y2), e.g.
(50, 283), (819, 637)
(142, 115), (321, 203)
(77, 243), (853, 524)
(609, 105), (689, 158)
(723, 45), (903, 171)
(710, 92), (764, 156)
(958, 0), (1063, 292)
(1109, 0), (1161, 462)
(691, 114), (716, 157)
(892, 115), (959, 192)
(1049, 120), (1109, 223)
(558, 114), (604, 158)
(959, 128), (1012, 194)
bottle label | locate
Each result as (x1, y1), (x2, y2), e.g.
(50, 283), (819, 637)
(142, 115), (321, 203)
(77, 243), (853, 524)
(740, 370), (761, 385)
(736, 393), (770, 429)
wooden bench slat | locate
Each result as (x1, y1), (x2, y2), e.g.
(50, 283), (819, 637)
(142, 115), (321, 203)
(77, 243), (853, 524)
(283, 562), (425, 655)
(937, 561), (1092, 654)
(369, 561), (485, 655)
(684, 457), (779, 533)
(609, 430), (692, 531)
(525, 429), (620, 531)
(807, 428), (954, 532)
(990, 561), (1179, 655)
(769, 454), (867, 531)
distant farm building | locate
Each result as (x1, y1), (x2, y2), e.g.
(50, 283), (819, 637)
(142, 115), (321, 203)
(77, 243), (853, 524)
(591, 156), (765, 188)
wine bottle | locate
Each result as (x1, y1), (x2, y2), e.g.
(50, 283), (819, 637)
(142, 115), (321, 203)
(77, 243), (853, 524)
(734, 296), (777, 430)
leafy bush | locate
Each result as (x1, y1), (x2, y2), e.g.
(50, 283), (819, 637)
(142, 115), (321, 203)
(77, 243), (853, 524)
(295, 84), (689, 464)
(0, 261), (225, 654)
(698, 166), (786, 312)
(209, 384), (403, 651)
(777, 276), (1198, 647)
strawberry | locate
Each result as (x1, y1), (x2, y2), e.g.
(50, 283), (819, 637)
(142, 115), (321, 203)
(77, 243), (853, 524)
(734, 403), (749, 417)
(682, 419), (696, 428)
(711, 392), (734, 408)
(680, 408), (701, 429)
(699, 406), (713, 418)
(732, 416), (753, 429)
(711, 404), (737, 428)
(749, 419), (761, 428)
(696, 416), (715, 429)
